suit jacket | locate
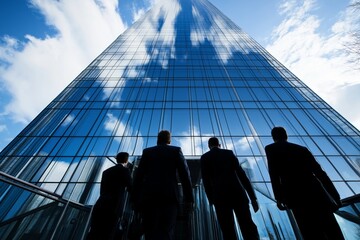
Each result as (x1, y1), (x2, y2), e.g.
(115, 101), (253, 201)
(132, 144), (194, 206)
(265, 141), (341, 209)
(200, 147), (257, 205)
(99, 163), (132, 205)
(88, 164), (132, 240)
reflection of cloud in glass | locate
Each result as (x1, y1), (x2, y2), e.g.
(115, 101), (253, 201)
(83, 95), (90, 101)
(190, 6), (206, 45)
(243, 157), (258, 170)
(104, 113), (144, 154)
(39, 160), (70, 192)
(211, 16), (251, 62)
(225, 137), (258, 169)
(104, 113), (127, 136)
(96, 76), (126, 105)
(139, 0), (180, 67)
(62, 114), (75, 126)
(237, 136), (255, 151)
(190, 2), (251, 63)
(143, 77), (157, 84)
(94, 0), (182, 104)
(176, 126), (211, 155)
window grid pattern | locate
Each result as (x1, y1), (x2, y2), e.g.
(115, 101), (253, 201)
(0, 0), (359, 238)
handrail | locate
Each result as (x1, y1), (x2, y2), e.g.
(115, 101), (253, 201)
(341, 194), (360, 206)
(0, 201), (59, 227)
(0, 171), (88, 209)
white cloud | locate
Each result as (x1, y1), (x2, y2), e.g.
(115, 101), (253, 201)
(0, 0), (127, 123)
(0, 125), (6, 132)
(132, 7), (146, 22)
(266, 0), (360, 130)
(104, 113), (145, 155)
(104, 113), (127, 136)
(131, 0), (158, 22)
(176, 127), (212, 155)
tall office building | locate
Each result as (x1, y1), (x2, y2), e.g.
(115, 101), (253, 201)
(0, 0), (359, 239)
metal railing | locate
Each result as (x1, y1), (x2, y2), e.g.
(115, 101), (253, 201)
(0, 171), (91, 240)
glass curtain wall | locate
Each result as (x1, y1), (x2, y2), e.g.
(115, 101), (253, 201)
(0, 0), (359, 238)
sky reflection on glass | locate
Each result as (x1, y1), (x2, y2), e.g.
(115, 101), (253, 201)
(0, 0), (359, 234)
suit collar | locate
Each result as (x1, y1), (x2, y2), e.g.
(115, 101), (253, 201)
(210, 146), (220, 151)
(157, 143), (168, 146)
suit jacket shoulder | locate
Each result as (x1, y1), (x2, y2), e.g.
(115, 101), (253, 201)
(143, 144), (181, 153)
(100, 164), (132, 198)
(201, 147), (255, 204)
(133, 144), (193, 204)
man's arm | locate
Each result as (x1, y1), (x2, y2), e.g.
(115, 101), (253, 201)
(306, 148), (342, 208)
(265, 146), (287, 210)
(124, 167), (132, 193)
(200, 155), (214, 205)
(176, 148), (194, 203)
(131, 150), (148, 208)
(99, 171), (107, 196)
(233, 151), (259, 212)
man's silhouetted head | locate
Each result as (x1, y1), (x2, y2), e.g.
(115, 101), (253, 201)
(271, 127), (288, 142)
(208, 137), (220, 149)
(116, 152), (129, 164)
(157, 130), (171, 145)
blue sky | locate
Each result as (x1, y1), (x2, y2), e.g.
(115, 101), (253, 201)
(0, 0), (359, 151)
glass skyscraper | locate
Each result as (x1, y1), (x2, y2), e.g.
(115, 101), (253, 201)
(0, 0), (359, 239)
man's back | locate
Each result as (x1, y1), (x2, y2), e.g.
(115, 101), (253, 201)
(133, 144), (193, 204)
(101, 164), (131, 200)
(265, 127), (345, 240)
(201, 147), (255, 205)
(87, 153), (131, 240)
(132, 130), (194, 240)
(265, 141), (315, 179)
(200, 138), (260, 240)
(265, 140), (340, 208)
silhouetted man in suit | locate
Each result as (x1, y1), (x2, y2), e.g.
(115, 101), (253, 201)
(132, 130), (194, 240)
(201, 137), (259, 240)
(265, 126), (344, 240)
(87, 152), (132, 240)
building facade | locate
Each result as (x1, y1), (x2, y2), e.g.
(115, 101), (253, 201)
(0, 0), (359, 239)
